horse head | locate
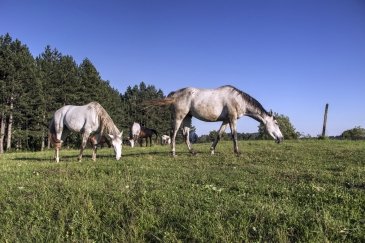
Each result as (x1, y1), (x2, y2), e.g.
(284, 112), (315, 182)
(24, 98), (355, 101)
(264, 113), (283, 143)
(108, 131), (123, 160)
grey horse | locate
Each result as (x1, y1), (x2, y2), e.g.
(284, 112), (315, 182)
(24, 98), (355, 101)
(49, 102), (123, 162)
(146, 85), (283, 156)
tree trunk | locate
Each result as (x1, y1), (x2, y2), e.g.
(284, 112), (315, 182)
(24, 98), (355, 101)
(40, 114), (46, 151)
(6, 98), (13, 150)
(0, 113), (5, 153)
(41, 127), (45, 151)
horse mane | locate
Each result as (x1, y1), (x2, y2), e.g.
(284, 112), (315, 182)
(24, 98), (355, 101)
(221, 85), (269, 116)
(89, 102), (120, 135)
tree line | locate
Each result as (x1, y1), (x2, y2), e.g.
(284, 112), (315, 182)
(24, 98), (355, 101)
(0, 33), (170, 152)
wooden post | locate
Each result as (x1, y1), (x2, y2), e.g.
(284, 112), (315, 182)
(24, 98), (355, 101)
(322, 103), (329, 137)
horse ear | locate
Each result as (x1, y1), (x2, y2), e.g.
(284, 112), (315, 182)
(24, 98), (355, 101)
(108, 134), (114, 139)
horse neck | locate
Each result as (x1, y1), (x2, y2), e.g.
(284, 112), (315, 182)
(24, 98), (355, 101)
(245, 103), (268, 124)
(100, 117), (119, 136)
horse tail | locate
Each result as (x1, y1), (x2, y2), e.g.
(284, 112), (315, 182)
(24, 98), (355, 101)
(48, 117), (60, 144)
(143, 97), (175, 107)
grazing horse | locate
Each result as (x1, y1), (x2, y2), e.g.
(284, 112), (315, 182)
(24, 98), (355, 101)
(129, 122), (158, 147)
(161, 134), (171, 145)
(49, 102), (123, 162)
(129, 122), (141, 148)
(146, 85), (283, 156)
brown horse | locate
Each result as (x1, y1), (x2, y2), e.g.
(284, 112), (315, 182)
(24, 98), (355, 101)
(139, 126), (158, 147)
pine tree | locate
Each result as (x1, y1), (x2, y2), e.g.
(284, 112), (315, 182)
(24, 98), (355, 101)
(78, 58), (103, 104)
(0, 34), (39, 150)
(58, 55), (79, 105)
(122, 82), (170, 136)
(36, 45), (63, 148)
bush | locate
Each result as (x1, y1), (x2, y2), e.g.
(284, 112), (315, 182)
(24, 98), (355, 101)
(341, 126), (365, 140)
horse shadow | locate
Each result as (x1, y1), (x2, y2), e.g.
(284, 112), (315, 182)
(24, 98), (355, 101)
(10, 149), (205, 163)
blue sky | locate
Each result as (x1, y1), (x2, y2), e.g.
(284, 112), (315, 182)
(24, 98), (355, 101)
(1, 0), (364, 136)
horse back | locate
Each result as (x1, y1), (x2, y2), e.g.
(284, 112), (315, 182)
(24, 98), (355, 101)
(54, 104), (100, 133)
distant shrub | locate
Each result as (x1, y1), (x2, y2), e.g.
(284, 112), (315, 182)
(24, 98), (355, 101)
(341, 126), (365, 140)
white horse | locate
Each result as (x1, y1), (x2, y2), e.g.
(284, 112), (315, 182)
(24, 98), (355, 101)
(49, 102), (123, 162)
(129, 122), (158, 147)
(161, 135), (171, 145)
(146, 85), (283, 156)
(129, 122), (141, 148)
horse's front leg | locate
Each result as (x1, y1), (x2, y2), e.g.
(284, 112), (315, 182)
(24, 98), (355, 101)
(210, 122), (228, 155)
(90, 136), (98, 161)
(78, 133), (90, 162)
(92, 145), (97, 161)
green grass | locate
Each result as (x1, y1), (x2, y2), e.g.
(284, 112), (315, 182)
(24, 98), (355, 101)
(0, 140), (364, 242)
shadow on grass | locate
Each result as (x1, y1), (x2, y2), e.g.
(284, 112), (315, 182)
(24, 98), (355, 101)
(9, 148), (230, 163)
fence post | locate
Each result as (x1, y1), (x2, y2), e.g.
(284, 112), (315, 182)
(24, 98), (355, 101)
(322, 103), (329, 137)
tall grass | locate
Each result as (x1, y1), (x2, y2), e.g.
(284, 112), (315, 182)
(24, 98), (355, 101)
(0, 140), (364, 242)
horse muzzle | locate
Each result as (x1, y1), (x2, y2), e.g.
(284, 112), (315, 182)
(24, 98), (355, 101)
(276, 136), (284, 144)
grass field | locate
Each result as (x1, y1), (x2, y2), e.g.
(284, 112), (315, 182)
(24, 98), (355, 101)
(0, 140), (364, 242)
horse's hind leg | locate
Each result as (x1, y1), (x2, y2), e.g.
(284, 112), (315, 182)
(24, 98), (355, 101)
(182, 126), (196, 155)
(182, 115), (196, 155)
(210, 121), (228, 155)
(54, 142), (61, 163)
(53, 130), (67, 163)
(171, 117), (184, 157)
(229, 119), (239, 154)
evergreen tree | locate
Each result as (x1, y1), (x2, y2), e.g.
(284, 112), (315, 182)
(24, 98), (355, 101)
(0, 34), (174, 151)
(78, 58), (103, 104)
(58, 55), (79, 105)
(36, 45), (62, 111)
(122, 82), (170, 136)
(36, 46), (63, 148)
(0, 34), (41, 151)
